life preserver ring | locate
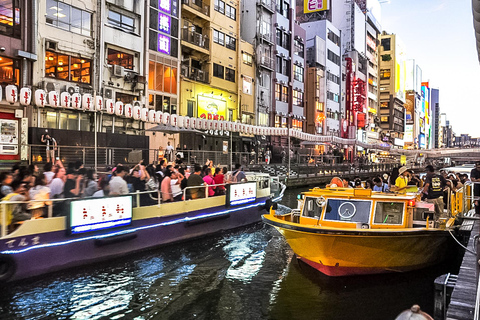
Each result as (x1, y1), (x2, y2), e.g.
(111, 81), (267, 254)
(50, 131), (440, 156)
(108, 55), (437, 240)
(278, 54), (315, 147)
(328, 177), (344, 188)
(0, 254), (16, 282)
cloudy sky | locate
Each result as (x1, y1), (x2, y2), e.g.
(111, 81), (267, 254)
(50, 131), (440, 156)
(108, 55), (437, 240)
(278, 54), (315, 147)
(380, 0), (480, 137)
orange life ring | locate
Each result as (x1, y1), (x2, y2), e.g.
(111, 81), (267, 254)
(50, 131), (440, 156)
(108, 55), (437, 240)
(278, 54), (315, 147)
(328, 177), (344, 188)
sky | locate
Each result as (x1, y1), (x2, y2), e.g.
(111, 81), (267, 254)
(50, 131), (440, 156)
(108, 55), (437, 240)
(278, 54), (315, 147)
(379, 0), (480, 137)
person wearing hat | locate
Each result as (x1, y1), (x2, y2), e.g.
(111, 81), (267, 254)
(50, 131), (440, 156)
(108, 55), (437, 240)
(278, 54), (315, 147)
(392, 166), (409, 194)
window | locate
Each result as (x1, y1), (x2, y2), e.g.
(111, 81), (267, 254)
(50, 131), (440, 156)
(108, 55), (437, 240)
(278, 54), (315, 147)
(213, 63), (224, 78)
(282, 33), (290, 49)
(107, 48), (134, 70)
(327, 50), (340, 65)
(323, 199), (372, 223)
(46, 0), (91, 36)
(380, 69), (391, 79)
(294, 39), (304, 58)
(276, 29), (282, 46)
(275, 83), (281, 101)
(214, 0), (225, 14)
(0, 56), (20, 86)
(282, 86), (288, 103)
(326, 71), (340, 84)
(108, 10), (135, 33)
(213, 29), (225, 46)
(381, 38), (391, 51)
(327, 29), (340, 46)
(374, 202), (404, 225)
(326, 91), (339, 102)
(282, 1), (289, 18)
(282, 59), (289, 76)
(225, 35), (236, 50)
(293, 90), (303, 107)
(293, 65), (304, 82)
(225, 4), (236, 20)
(45, 50), (92, 84)
(242, 52), (253, 66)
(276, 56), (282, 73)
(148, 60), (178, 94)
(225, 68), (235, 82)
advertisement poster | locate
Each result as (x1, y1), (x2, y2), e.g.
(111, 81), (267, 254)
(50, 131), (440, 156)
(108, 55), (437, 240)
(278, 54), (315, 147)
(197, 95), (226, 120)
(227, 182), (257, 206)
(304, 0), (329, 13)
(0, 119), (18, 144)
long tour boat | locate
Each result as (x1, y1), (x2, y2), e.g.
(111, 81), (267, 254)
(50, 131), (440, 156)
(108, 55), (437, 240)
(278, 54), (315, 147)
(0, 172), (285, 283)
(262, 184), (470, 277)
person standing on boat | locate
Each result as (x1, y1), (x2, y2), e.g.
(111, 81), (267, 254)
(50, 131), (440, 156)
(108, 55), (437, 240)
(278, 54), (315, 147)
(392, 166), (409, 194)
(187, 165), (205, 199)
(422, 165), (447, 219)
(109, 166), (129, 195)
(470, 161), (480, 214)
(203, 169), (216, 197)
(231, 164), (246, 183)
(161, 170), (173, 202)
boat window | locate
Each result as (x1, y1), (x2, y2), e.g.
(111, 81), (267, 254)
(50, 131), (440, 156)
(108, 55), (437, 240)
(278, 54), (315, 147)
(303, 197), (323, 218)
(373, 202), (404, 225)
(323, 199), (371, 223)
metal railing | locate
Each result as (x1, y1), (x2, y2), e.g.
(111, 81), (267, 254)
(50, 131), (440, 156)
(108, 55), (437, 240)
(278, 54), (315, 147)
(181, 28), (210, 50)
(180, 65), (209, 83)
(258, 55), (274, 69)
(257, 0), (276, 12)
(182, 0), (210, 16)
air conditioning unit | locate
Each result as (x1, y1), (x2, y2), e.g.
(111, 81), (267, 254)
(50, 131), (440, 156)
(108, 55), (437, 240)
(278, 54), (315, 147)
(66, 85), (80, 95)
(113, 65), (125, 77)
(45, 40), (58, 51)
(104, 88), (113, 99)
(45, 81), (60, 92)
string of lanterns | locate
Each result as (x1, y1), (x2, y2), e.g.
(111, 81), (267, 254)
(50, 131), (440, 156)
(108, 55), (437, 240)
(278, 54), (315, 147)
(0, 84), (390, 150)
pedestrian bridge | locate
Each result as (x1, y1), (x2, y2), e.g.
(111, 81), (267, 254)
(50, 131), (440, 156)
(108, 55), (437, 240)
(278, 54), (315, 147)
(393, 148), (480, 163)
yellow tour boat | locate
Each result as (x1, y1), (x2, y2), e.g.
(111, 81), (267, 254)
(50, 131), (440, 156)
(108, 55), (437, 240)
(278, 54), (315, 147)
(262, 186), (465, 277)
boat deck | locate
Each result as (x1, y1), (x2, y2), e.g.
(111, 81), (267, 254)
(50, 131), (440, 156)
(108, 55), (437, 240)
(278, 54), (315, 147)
(446, 210), (479, 320)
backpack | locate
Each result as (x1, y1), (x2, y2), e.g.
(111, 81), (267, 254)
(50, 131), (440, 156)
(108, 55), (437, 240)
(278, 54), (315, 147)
(226, 170), (242, 183)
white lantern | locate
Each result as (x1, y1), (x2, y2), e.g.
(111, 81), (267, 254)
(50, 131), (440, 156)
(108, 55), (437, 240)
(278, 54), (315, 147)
(95, 95), (103, 111)
(194, 118), (202, 130)
(82, 94), (93, 111)
(106, 99), (115, 114)
(190, 117), (196, 129)
(48, 91), (59, 107)
(132, 105), (141, 119)
(71, 93), (82, 109)
(201, 118), (208, 130)
(155, 111), (163, 123)
(5, 85), (17, 104)
(141, 108), (149, 121)
(170, 114), (178, 126)
(218, 121), (224, 131)
(207, 120), (213, 130)
(148, 109), (156, 122)
(115, 101), (124, 116)
(177, 116), (184, 128)
(125, 104), (133, 118)
(162, 112), (170, 125)
(213, 120), (219, 131)
(227, 122), (233, 131)
(35, 89), (46, 107)
(60, 92), (70, 108)
(184, 116), (190, 128)
(19, 88), (31, 106)
(232, 122), (238, 132)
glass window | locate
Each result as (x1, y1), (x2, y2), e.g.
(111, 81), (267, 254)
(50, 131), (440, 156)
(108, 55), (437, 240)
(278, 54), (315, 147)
(275, 83), (281, 101)
(324, 199), (372, 223)
(242, 52), (252, 66)
(80, 113), (90, 131)
(107, 48), (134, 70)
(213, 29), (225, 46)
(282, 1), (289, 18)
(294, 39), (304, 58)
(225, 4), (236, 20)
(282, 33), (290, 49)
(46, 111), (57, 128)
(108, 10), (135, 33)
(213, 63), (224, 79)
(214, 0), (225, 14)
(59, 112), (78, 130)
(380, 69), (391, 79)
(374, 202), (404, 225)
(155, 62), (164, 91)
(45, 51), (91, 84)
(225, 35), (236, 50)
(276, 56), (282, 73)
(164, 65), (174, 93)
(276, 29), (282, 46)
(45, 0), (91, 36)
(0, 56), (20, 85)
(381, 38), (391, 51)
(282, 86), (288, 103)
(293, 65), (304, 82)
(225, 68), (235, 82)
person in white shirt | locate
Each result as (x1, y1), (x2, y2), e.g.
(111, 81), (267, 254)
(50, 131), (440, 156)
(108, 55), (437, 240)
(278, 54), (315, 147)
(43, 162), (55, 185)
(49, 167), (66, 198)
(109, 166), (129, 195)
(165, 142), (174, 162)
(170, 171), (184, 201)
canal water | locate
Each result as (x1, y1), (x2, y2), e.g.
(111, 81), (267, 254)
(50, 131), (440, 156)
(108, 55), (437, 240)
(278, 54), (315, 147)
(0, 188), (462, 320)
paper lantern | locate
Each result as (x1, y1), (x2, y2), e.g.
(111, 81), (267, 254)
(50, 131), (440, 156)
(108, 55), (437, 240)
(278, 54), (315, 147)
(71, 93), (82, 109)
(213, 120), (219, 131)
(194, 118), (202, 130)
(115, 101), (124, 116)
(170, 114), (178, 126)
(125, 104), (133, 118)
(60, 92), (71, 108)
(106, 99), (115, 114)
(232, 122), (238, 132)
(19, 88), (31, 106)
(141, 108), (149, 121)
(177, 116), (184, 128)
(48, 91), (59, 107)
(201, 118), (208, 130)
(184, 116), (190, 128)
(35, 89), (46, 107)
(148, 109), (156, 122)
(132, 105), (141, 119)
(218, 121), (224, 131)
(5, 85), (17, 104)
(95, 95), (103, 111)
(162, 112), (170, 125)
(226, 122), (232, 131)
(82, 94), (93, 111)
(155, 111), (163, 123)
(207, 120), (213, 130)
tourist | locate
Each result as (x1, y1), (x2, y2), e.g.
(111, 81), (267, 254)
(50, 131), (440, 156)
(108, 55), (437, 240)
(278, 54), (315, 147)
(28, 173), (51, 218)
(41, 131), (57, 164)
(63, 168), (83, 198)
(82, 169), (98, 197)
(470, 161), (480, 214)
(230, 163), (246, 183)
(49, 166), (66, 198)
(93, 175), (109, 197)
(3, 180), (31, 233)
(214, 167), (227, 195)
(170, 170), (184, 201)
(373, 177), (388, 192)
(161, 170), (173, 202)
(392, 166), (408, 194)
(388, 167), (399, 191)
(43, 162), (54, 185)
(203, 168), (216, 197)
(422, 165), (447, 219)
(165, 141), (174, 162)
(109, 166), (129, 195)
(187, 165), (205, 199)
(0, 172), (13, 198)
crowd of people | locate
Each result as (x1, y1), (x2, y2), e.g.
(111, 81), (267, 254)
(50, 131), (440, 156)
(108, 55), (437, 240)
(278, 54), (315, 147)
(0, 159), (248, 233)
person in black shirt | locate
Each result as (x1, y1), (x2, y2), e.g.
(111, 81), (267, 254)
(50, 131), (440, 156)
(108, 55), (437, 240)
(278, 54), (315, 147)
(470, 161), (480, 214)
(63, 168), (82, 198)
(422, 165), (447, 221)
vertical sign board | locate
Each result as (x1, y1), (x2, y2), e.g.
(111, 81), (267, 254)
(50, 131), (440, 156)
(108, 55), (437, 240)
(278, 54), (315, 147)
(69, 196), (133, 234)
(226, 182), (257, 207)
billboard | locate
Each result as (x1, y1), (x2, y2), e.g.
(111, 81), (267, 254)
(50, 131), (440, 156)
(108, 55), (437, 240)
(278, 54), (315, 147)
(405, 92), (415, 125)
(197, 95), (227, 120)
(404, 125), (414, 143)
(354, 3), (366, 55)
(226, 182), (257, 206)
(304, 0), (329, 13)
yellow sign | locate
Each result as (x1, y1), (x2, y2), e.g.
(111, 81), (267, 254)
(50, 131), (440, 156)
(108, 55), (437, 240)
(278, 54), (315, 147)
(400, 155), (406, 166)
(304, 0), (329, 13)
(197, 95), (227, 120)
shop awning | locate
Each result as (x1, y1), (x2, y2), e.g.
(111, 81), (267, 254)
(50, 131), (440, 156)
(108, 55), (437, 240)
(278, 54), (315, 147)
(146, 124), (203, 134)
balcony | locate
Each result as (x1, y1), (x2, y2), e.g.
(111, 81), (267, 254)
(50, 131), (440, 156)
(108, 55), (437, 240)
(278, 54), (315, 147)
(181, 0), (210, 18)
(181, 28), (210, 51)
(258, 55), (274, 70)
(257, 31), (274, 44)
(181, 65), (209, 83)
(257, 0), (276, 13)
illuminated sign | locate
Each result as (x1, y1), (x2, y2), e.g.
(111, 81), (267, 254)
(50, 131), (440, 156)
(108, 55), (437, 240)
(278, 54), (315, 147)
(69, 196), (132, 234)
(158, 12), (171, 34)
(404, 125), (414, 143)
(304, 0), (329, 13)
(157, 34), (171, 55)
(226, 181), (257, 206)
(197, 95), (226, 120)
(159, 0), (170, 13)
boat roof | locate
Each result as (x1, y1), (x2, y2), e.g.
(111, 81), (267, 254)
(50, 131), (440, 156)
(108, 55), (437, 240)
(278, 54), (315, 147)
(303, 187), (416, 200)
(443, 165), (474, 174)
